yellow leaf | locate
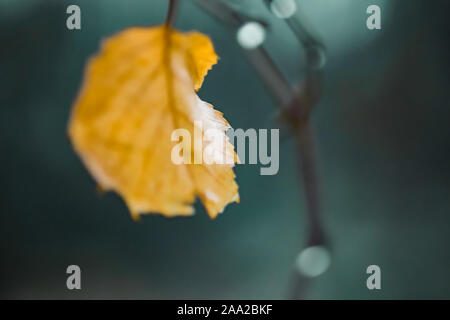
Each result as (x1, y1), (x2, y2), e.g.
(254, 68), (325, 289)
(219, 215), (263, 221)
(68, 26), (239, 219)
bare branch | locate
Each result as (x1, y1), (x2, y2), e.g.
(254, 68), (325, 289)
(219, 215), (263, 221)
(165, 0), (179, 27)
(195, 0), (293, 106)
(195, 0), (328, 299)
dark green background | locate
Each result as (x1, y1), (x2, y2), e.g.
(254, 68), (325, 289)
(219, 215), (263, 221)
(1, 0), (449, 299)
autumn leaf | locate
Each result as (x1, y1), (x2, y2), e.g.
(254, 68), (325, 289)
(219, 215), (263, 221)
(68, 26), (239, 219)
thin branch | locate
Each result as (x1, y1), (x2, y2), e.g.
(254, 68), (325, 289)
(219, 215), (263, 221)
(195, 0), (327, 299)
(266, 0), (326, 248)
(296, 123), (324, 246)
(193, 0), (242, 28)
(263, 0), (324, 50)
(165, 0), (179, 27)
(194, 0), (293, 106)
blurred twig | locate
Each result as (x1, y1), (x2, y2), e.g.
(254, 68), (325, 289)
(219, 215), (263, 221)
(165, 0), (179, 27)
(262, 0), (326, 247)
(195, 0), (327, 299)
(194, 0), (292, 106)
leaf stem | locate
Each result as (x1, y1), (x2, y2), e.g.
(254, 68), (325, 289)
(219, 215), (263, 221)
(165, 0), (179, 27)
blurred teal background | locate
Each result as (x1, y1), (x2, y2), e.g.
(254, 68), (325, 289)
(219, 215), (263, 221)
(1, 0), (449, 299)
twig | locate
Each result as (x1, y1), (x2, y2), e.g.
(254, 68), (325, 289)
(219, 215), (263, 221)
(165, 0), (179, 27)
(263, 0), (324, 51)
(194, 0), (293, 106)
(296, 123), (324, 246)
(194, 0), (327, 298)
(266, 0), (326, 248)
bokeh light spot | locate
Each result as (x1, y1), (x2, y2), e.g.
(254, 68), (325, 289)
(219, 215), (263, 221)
(236, 22), (266, 50)
(270, 0), (297, 19)
(296, 245), (331, 277)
